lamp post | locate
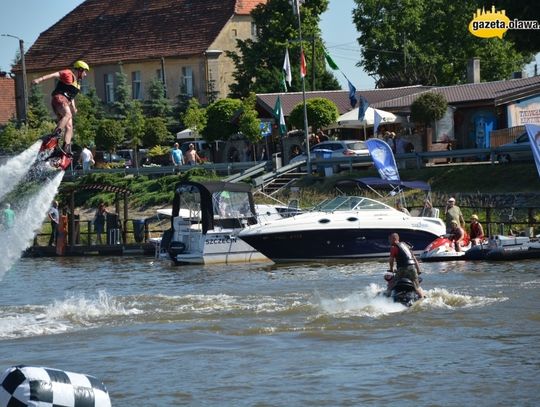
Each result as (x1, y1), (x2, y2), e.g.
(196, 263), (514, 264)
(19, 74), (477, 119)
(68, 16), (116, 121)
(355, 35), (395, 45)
(1, 34), (28, 122)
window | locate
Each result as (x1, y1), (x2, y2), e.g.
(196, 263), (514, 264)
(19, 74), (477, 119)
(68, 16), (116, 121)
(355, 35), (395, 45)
(104, 73), (115, 103)
(181, 66), (193, 96)
(251, 22), (258, 38)
(79, 77), (89, 95)
(156, 69), (162, 80)
(131, 71), (142, 100)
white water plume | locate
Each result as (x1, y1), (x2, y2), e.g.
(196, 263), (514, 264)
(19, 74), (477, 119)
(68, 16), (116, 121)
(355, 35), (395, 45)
(0, 141), (40, 201)
(0, 171), (64, 280)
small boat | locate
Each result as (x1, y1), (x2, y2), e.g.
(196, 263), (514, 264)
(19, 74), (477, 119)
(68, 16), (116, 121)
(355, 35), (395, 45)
(420, 235), (472, 262)
(238, 195), (446, 262)
(464, 235), (540, 261)
(165, 181), (292, 265)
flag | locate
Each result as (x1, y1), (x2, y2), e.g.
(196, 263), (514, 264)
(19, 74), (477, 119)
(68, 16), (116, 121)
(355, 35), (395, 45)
(283, 48), (292, 88)
(347, 80), (357, 108)
(365, 139), (400, 181)
(324, 52), (339, 70)
(273, 96), (287, 136)
(300, 50), (307, 78)
(526, 123), (540, 179)
(373, 109), (383, 134)
(280, 72), (288, 92)
(358, 96), (369, 121)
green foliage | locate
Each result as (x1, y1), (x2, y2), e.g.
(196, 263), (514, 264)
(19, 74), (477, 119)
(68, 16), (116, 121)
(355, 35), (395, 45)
(238, 93), (262, 143)
(147, 145), (170, 157)
(227, 0), (339, 97)
(144, 78), (172, 118)
(113, 69), (131, 117)
(181, 98), (207, 136)
(27, 85), (52, 128)
(0, 121), (53, 153)
(143, 117), (171, 147)
(288, 97), (339, 130)
(352, 0), (532, 86)
(494, 1), (540, 54)
(74, 91), (102, 148)
(410, 92), (448, 124)
(124, 101), (145, 149)
(203, 98), (243, 142)
(95, 119), (125, 152)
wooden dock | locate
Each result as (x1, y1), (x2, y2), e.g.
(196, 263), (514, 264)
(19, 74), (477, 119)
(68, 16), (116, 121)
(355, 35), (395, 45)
(24, 243), (156, 257)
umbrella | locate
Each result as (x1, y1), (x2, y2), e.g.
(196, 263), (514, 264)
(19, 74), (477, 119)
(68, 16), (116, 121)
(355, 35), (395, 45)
(336, 107), (402, 128)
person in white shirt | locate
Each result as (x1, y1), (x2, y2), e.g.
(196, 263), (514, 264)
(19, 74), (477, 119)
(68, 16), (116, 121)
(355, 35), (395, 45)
(79, 146), (95, 171)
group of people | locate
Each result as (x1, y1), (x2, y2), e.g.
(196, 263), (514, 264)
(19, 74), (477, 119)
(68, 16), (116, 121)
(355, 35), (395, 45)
(171, 143), (202, 166)
(385, 196), (488, 300)
(444, 197), (484, 251)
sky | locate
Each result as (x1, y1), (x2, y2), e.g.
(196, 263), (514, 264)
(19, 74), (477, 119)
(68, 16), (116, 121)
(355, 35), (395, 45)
(0, 0), (538, 92)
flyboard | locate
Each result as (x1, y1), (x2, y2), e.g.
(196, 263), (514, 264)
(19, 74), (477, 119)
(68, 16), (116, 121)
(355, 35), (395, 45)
(29, 130), (72, 179)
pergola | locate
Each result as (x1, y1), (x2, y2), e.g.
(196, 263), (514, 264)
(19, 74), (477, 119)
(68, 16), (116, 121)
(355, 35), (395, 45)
(61, 183), (132, 246)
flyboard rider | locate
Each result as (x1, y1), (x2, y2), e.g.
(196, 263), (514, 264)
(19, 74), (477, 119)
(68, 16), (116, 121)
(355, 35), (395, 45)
(31, 60), (90, 157)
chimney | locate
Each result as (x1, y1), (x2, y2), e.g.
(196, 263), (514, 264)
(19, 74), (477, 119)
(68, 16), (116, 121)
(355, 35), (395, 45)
(467, 57), (480, 83)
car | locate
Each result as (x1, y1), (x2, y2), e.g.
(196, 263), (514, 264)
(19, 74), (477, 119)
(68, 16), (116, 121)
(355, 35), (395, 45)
(289, 140), (372, 170)
(94, 151), (126, 165)
(496, 132), (532, 163)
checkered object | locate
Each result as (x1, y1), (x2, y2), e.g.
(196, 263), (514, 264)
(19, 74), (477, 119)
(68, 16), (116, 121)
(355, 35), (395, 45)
(0, 366), (111, 407)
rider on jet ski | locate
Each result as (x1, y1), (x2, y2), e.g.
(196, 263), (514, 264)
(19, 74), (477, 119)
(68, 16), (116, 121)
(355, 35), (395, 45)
(386, 233), (425, 299)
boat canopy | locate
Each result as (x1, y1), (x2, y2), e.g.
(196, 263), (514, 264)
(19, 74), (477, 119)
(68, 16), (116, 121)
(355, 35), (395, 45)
(171, 181), (257, 233)
(353, 177), (431, 191)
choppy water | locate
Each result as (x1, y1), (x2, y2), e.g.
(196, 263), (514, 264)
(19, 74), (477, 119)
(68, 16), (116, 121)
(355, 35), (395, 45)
(1, 257), (539, 406)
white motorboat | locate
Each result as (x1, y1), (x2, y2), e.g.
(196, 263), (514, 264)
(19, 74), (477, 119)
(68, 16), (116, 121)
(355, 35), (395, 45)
(238, 195), (446, 262)
(165, 181), (292, 265)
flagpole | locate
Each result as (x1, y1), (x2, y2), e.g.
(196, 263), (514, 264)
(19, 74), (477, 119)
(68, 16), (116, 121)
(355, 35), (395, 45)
(294, 0), (311, 174)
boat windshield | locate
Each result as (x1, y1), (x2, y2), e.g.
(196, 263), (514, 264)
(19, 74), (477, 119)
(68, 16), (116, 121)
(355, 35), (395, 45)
(314, 196), (390, 212)
(212, 191), (254, 219)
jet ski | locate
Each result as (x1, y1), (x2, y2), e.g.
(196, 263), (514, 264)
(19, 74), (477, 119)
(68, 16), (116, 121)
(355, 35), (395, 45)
(382, 272), (422, 307)
(28, 131), (72, 179)
(420, 234), (471, 262)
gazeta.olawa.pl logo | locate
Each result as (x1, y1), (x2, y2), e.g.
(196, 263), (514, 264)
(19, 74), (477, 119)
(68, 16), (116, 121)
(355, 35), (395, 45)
(469, 5), (539, 39)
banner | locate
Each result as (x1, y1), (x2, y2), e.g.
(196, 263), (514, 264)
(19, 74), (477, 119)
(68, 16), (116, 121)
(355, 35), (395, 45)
(365, 138), (400, 181)
(525, 123), (540, 179)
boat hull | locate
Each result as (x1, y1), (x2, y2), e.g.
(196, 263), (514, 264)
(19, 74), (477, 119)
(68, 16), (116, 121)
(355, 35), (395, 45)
(239, 227), (440, 262)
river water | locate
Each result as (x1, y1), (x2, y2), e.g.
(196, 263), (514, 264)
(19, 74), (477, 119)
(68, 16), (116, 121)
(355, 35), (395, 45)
(1, 256), (539, 406)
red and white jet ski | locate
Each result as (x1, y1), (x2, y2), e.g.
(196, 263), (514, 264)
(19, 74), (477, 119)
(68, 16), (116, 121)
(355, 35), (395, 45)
(420, 234), (471, 262)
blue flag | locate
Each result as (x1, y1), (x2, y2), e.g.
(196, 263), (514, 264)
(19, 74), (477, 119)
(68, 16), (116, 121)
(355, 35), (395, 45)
(347, 80), (357, 108)
(365, 138), (400, 181)
(526, 123), (540, 179)
(358, 96), (369, 121)
(373, 109), (383, 134)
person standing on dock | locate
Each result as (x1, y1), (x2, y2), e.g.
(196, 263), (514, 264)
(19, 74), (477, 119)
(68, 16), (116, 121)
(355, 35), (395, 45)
(93, 203), (108, 244)
(47, 201), (59, 246)
(445, 197), (465, 233)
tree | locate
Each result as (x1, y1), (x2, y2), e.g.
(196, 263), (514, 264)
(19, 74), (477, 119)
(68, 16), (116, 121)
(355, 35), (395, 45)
(27, 85), (52, 129)
(95, 119), (125, 153)
(143, 117), (170, 147)
(410, 92), (448, 125)
(288, 97), (339, 131)
(228, 0), (339, 97)
(113, 68), (131, 118)
(352, 0), (532, 87)
(144, 78), (172, 118)
(181, 98), (207, 137)
(238, 93), (262, 144)
(494, 1), (540, 54)
(203, 98), (243, 143)
(123, 101), (146, 166)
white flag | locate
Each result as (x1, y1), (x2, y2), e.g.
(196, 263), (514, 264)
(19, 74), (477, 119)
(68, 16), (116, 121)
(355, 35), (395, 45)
(283, 48), (292, 88)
